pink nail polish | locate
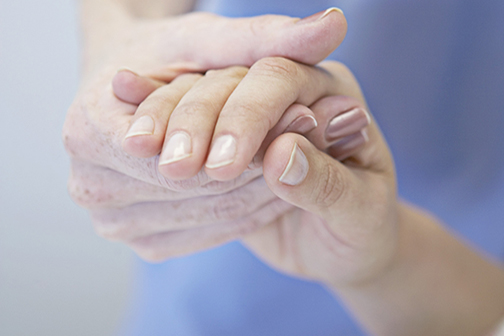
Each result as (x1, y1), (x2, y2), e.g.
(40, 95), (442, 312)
(297, 7), (344, 25)
(284, 115), (318, 134)
(325, 107), (371, 142)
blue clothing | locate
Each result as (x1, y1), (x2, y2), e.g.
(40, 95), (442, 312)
(121, 1), (504, 335)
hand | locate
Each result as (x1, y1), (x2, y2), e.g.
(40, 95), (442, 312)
(103, 60), (375, 268)
(63, 9), (348, 257)
(238, 61), (397, 288)
(64, 9), (346, 190)
(115, 59), (370, 181)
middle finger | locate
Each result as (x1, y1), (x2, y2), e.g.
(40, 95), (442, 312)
(203, 57), (339, 181)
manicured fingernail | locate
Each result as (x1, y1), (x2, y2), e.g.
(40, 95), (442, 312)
(325, 107), (371, 142)
(285, 115), (318, 134)
(206, 135), (236, 169)
(125, 115), (154, 138)
(279, 143), (309, 186)
(159, 132), (192, 165)
(330, 129), (369, 161)
(297, 7), (344, 25)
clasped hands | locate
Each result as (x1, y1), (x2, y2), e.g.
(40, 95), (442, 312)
(63, 9), (397, 289)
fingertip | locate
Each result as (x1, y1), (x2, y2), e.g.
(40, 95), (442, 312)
(122, 134), (163, 158)
(158, 155), (205, 181)
(204, 134), (242, 181)
(263, 133), (351, 215)
(112, 69), (164, 105)
(282, 7), (347, 64)
(263, 133), (309, 188)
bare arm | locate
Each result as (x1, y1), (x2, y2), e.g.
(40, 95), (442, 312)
(239, 62), (504, 336)
(335, 203), (504, 336)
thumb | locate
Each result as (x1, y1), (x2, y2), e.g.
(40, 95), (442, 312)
(263, 133), (356, 219)
(262, 132), (394, 224)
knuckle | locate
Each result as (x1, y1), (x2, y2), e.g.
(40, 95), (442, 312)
(204, 69), (219, 78)
(174, 99), (220, 118)
(67, 167), (116, 209)
(173, 72), (202, 84)
(222, 65), (249, 79)
(313, 162), (346, 209)
(138, 95), (177, 114)
(62, 91), (112, 162)
(219, 101), (271, 130)
(205, 66), (248, 80)
(251, 57), (299, 82)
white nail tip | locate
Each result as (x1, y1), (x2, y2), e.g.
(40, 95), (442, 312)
(125, 131), (153, 138)
(279, 143), (309, 186)
(159, 132), (192, 165)
(159, 153), (192, 165)
(125, 115), (154, 138)
(205, 135), (237, 169)
(318, 7), (344, 21)
(205, 159), (235, 169)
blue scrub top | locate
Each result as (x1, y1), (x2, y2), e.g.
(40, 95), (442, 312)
(120, 1), (504, 335)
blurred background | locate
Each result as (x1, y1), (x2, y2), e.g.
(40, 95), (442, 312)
(0, 1), (132, 335)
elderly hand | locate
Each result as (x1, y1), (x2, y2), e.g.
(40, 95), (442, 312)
(63, 9), (348, 257)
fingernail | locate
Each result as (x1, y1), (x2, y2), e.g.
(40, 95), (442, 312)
(317, 7), (344, 21)
(125, 115), (155, 138)
(117, 67), (138, 76)
(285, 115), (318, 134)
(159, 132), (192, 165)
(325, 107), (371, 142)
(205, 135), (236, 169)
(279, 143), (309, 186)
(247, 153), (263, 171)
(297, 7), (344, 25)
(330, 129), (369, 161)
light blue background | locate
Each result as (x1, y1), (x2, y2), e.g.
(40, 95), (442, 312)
(0, 1), (131, 335)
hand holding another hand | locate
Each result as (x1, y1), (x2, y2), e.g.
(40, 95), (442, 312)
(111, 57), (393, 290)
(63, 9), (352, 258)
(64, 7), (504, 335)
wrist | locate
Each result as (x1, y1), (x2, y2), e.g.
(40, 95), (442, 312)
(330, 202), (504, 336)
(325, 201), (412, 292)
